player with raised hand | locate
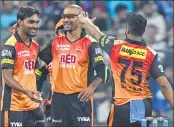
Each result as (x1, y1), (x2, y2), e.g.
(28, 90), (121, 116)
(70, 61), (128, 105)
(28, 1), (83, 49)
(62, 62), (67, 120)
(39, 4), (106, 126)
(78, 11), (174, 127)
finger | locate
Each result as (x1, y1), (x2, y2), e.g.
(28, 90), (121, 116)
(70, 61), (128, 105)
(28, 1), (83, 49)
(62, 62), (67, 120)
(78, 90), (85, 98)
(91, 17), (96, 23)
(32, 91), (38, 94)
(86, 95), (93, 102)
(80, 91), (88, 102)
(78, 11), (83, 18)
(41, 92), (44, 98)
(85, 12), (89, 18)
(11, 23), (18, 30)
(32, 97), (43, 103)
(82, 11), (85, 17)
(83, 93), (91, 102)
(10, 30), (15, 35)
(86, 98), (90, 102)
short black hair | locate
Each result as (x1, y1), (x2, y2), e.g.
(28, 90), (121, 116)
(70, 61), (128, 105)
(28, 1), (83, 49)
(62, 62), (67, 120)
(17, 6), (40, 20)
(126, 12), (147, 36)
(115, 5), (127, 14)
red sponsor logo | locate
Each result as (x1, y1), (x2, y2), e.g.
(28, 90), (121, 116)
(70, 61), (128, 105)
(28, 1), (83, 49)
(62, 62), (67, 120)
(24, 60), (35, 70)
(61, 54), (76, 64)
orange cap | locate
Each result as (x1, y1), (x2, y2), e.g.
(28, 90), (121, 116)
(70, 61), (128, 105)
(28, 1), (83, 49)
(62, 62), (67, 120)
(55, 19), (63, 32)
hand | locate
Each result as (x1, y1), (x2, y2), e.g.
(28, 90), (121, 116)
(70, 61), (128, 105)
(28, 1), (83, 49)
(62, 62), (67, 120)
(40, 99), (51, 112)
(78, 11), (96, 25)
(25, 90), (43, 103)
(78, 85), (96, 102)
(10, 23), (18, 35)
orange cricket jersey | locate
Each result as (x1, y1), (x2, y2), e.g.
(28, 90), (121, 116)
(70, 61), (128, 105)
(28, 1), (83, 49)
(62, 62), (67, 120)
(51, 35), (97, 94)
(110, 40), (156, 106)
(1, 32), (39, 111)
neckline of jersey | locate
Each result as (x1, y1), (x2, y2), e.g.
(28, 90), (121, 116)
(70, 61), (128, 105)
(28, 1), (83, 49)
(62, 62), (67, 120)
(125, 38), (147, 46)
(14, 32), (32, 48)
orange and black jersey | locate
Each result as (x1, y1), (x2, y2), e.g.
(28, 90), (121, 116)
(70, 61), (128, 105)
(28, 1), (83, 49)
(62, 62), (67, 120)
(0, 32), (40, 111)
(39, 35), (105, 94)
(99, 35), (165, 105)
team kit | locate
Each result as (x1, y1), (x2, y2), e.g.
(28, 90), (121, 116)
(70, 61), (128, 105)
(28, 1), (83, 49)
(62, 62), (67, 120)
(0, 4), (173, 127)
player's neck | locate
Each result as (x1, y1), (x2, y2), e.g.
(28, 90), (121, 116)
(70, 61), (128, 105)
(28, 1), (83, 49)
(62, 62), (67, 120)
(18, 30), (31, 46)
(127, 35), (142, 42)
(66, 28), (82, 42)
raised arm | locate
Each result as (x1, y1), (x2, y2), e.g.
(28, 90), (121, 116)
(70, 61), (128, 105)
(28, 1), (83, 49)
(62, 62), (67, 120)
(78, 12), (104, 42)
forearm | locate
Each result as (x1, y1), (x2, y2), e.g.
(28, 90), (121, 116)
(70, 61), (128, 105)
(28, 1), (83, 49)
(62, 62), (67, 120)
(156, 76), (174, 108)
(160, 84), (174, 108)
(89, 77), (103, 90)
(84, 20), (104, 42)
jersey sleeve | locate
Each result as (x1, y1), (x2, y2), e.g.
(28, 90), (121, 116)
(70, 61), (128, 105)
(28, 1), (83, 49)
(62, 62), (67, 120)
(89, 42), (105, 68)
(150, 54), (165, 79)
(99, 35), (115, 55)
(89, 42), (105, 80)
(1, 45), (16, 69)
(39, 43), (52, 64)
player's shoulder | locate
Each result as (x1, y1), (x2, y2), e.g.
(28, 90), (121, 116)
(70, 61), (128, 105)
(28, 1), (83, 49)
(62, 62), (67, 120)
(4, 35), (17, 47)
(146, 46), (157, 55)
(32, 39), (39, 46)
(113, 40), (126, 45)
(53, 35), (65, 41)
(84, 35), (97, 43)
(100, 35), (125, 45)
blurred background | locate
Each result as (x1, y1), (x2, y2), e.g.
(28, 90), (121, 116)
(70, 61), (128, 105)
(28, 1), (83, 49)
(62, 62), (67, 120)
(0, 0), (173, 126)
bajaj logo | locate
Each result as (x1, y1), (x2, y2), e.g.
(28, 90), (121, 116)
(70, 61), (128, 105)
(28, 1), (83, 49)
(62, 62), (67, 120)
(120, 45), (147, 59)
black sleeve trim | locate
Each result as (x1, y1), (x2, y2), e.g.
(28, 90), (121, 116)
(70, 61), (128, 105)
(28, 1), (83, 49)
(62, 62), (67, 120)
(99, 35), (115, 55)
(99, 35), (108, 48)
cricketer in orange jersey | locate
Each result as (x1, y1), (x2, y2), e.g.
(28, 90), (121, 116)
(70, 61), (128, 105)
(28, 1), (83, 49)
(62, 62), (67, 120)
(78, 12), (174, 127)
(0, 6), (45, 127)
(39, 5), (105, 126)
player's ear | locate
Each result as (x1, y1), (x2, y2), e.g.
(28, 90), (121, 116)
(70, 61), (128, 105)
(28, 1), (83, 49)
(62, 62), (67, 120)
(127, 28), (131, 34)
(125, 24), (131, 35)
(17, 19), (23, 27)
(125, 24), (129, 34)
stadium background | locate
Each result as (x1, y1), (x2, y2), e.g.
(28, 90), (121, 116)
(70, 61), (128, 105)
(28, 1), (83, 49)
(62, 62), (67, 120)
(0, 0), (173, 126)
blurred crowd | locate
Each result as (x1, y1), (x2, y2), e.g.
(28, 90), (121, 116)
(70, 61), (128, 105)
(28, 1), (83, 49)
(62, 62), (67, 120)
(0, 0), (173, 126)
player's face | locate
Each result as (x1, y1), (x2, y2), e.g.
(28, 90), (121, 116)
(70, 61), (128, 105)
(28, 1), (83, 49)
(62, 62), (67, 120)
(19, 14), (40, 37)
(62, 8), (80, 32)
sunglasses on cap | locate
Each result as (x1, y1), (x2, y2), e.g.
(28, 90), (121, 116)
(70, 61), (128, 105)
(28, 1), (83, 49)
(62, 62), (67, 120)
(62, 14), (78, 19)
